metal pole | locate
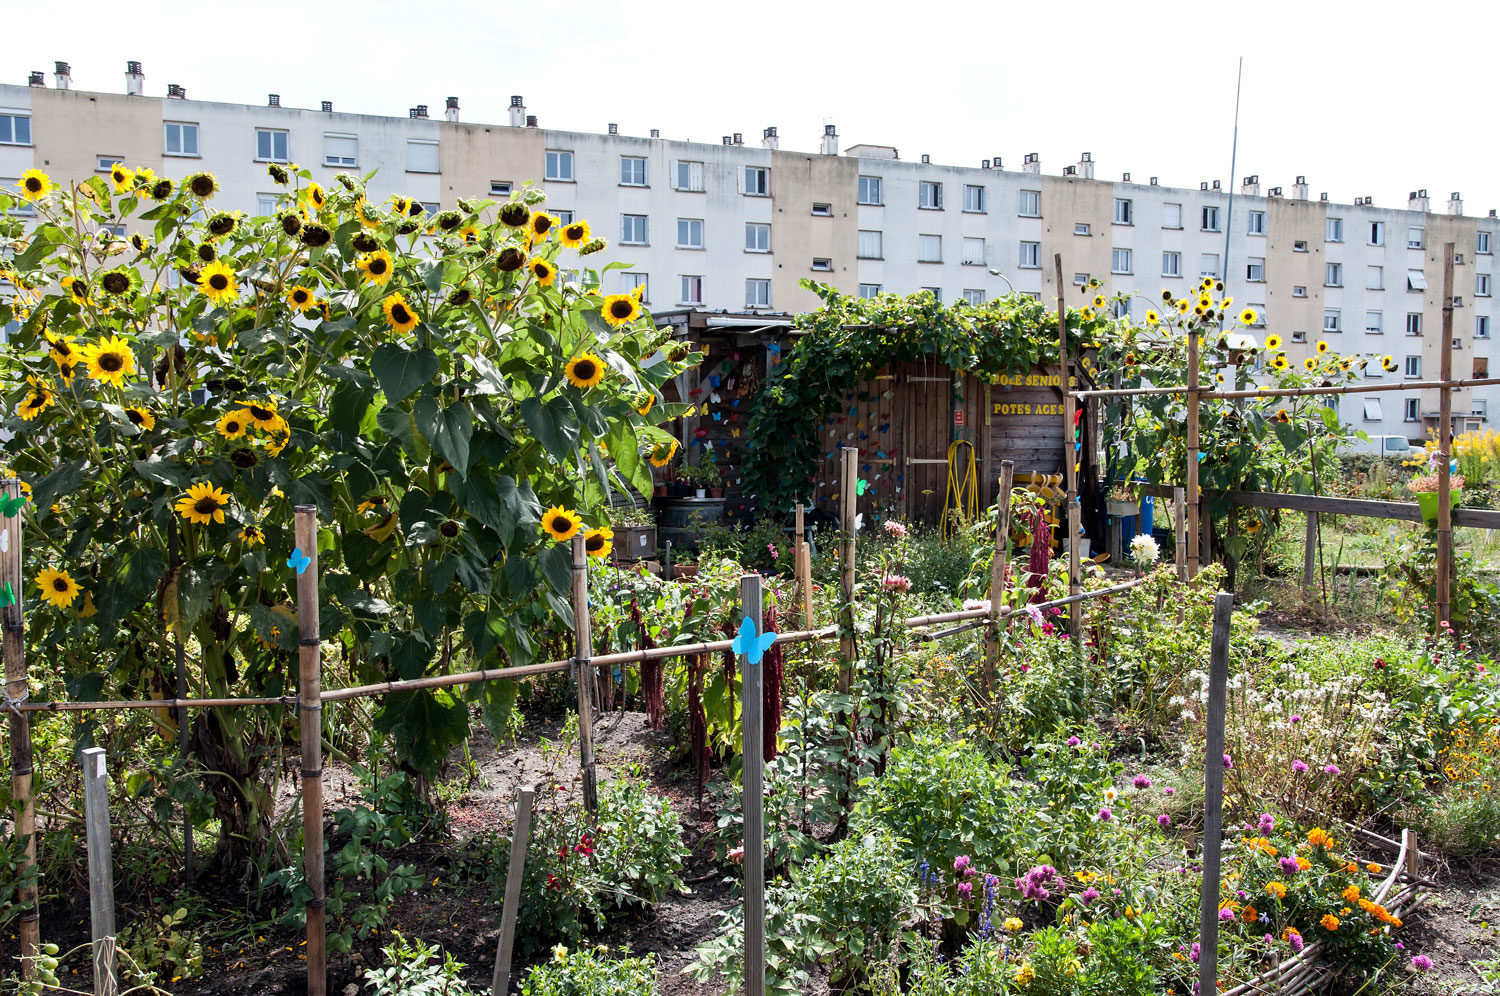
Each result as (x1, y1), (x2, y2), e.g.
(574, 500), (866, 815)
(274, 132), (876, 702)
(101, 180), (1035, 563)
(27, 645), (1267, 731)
(490, 788), (534, 996)
(81, 747), (117, 996)
(1, 477), (38, 978)
(1219, 55), (1244, 330)
(293, 506), (327, 996)
(1197, 591), (1235, 996)
(739, 574), (766, 996)
(571, 535), (599, 813)
(1437, 243), (1455, 633)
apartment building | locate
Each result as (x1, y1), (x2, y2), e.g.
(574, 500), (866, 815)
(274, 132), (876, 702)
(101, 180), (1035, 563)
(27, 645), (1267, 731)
(3, 61), (1496, 438)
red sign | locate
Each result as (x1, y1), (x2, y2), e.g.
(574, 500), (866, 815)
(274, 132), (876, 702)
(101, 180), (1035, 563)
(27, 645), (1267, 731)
(953, 409), (964, 426)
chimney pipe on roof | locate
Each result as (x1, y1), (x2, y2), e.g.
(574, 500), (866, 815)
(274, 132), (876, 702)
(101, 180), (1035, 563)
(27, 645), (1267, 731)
(167, 83), (186, 99)
(508, 95), (526, 127)
(268, 93), (280, 107)
(322, 100), (333, 112)
(1150, 176), (1158, 185)
(650, 128), (660, 139)
(125, 61), (144, 96)
(526, 114), (537, 128)
(1291, 175), (1308, 200)
(990, 157), (1002, 170)
(921, 154), (930, 164)
(445, 96), (459, 122)
(722, 135), (732, 145)
(54, 61), (71, 90)
(761, 126), (778, 150)
(608, 123), (618, 135)
(1409, 189), (1429, 212)
(1449, 191), (1464, 216)
(1022, 152), (1040, 174)
(1240, 174), (1259, 196)
(821, 123), (837, 156)
(733, 132), (743, 146)
(27, 71), (45, 87)
(1077, 152), (1094, 179)
(414, 104), (429, 119)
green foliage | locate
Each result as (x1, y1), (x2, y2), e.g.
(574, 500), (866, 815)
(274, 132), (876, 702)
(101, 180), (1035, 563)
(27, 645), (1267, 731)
(362, 932), (479, 996)
(118, 907), (205, 989)
(588, 776), (688, 909)
(520, 947), (657, 996)
(1409, 790), (1500, 859)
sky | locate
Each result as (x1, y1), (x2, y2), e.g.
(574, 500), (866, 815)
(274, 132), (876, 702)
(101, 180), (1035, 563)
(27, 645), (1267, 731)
(12, 0), (1500, 213)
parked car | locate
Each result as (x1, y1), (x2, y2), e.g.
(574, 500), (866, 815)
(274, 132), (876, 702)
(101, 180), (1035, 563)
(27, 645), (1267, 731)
(1337, 433), (1414, 458)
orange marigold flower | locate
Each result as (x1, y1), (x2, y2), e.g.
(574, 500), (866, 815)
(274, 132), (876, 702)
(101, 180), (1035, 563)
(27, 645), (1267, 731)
(1321, 914), (1340, 931)
(1307, 828), (1329, 847)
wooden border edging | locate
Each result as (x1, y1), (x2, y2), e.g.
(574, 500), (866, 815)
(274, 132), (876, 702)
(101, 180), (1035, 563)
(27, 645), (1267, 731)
(1132, 484), (1500, 530)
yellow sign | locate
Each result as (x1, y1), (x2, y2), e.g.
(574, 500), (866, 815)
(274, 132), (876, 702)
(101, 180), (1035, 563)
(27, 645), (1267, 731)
(992, 373), (1081, 388)
(992, 402), (1066, 417)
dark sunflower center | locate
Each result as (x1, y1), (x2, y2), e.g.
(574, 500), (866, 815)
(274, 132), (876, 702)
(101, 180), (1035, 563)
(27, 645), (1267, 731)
(24, 177), (42, 192)
(497, 248), (523, 271)
(439, 521), (459, 537)
(532, 263), (549, 278)
(609, 300), (633, 318)
(113, 170), (125, 182)
(126, 409), (145, 425)
(71, 283), (87, 299)
(209, 274), (229, 291)
(585, 534), (605, 552)
(98, 352), (123, 373)
(370, 258), (387, 274)
(293, 290), (309, 303)
(249, 405), (272, 420)
(450, 290), (470, 305)
(391, 304), (411, 324)
(210, 218), (232, 234)
(52, 578), (69, 592)
(281, 215), (301, 235)
(533, 217), (552, 234)
(198, 245), (216, 261)
(302, 227), (330, 246)
(194, 497), (220, 514)
(573, 360), (596, 380)
(152, 181), (172, 199)
(566, 225), (583, 240)
(190, 176), (214, 196)
(28, 392), (45, 408)
(549, 515), (570, 532)
(231, 449), (258, 467)
(225, 420), (242, 433)
(103, 273), (129, 294)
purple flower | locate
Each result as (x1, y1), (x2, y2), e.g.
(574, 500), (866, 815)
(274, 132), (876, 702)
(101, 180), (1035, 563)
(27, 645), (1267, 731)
(1223, 753), (1234, 769)
(1219, 907), (1236, 922)
(1395, 942), (1405, 950)
(1133, 774), (1153, 789)
(1189, 942), (1201, 964)
(954, 855), (971, 873)
(1080, 886), (1100, 905)
(1292, 759), (1309, 774)
(1288, 932), (1304, 953)
(1324, 763), (1341, 776)
(958, 881), (972, 898)
(1158, 814), (1172, 829)
(1164, 786), (1177, 796)
(1411, 954), (1432, 972)
(1258, 813), (1275, 834)
(1279, 856), (1301, 876)
(1066, 735), (1081, 747)
(1016, 864), (1058, 901)
(1098, 807), (1113, 822)
(1290, 713), (1302, 723)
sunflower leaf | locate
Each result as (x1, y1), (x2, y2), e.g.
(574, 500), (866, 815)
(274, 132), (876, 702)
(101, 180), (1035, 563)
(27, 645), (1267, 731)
(537, 543), (572, 598)
(371, 343), (440, 402)
(35, 460), (88, 510)
(519, 396), (579, 463)
(131, 456), (193, 491)
(413, 396), (472, 479)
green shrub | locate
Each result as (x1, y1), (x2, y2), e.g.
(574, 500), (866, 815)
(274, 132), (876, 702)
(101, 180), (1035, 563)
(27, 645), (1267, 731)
(362, 932), (478, 996)
(520, 947), (657, 996)
(590, 777), (687, 908)
(1408, 790), (1500, 858)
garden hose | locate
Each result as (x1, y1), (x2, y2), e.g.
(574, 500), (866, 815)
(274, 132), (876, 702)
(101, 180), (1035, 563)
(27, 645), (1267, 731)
(941, 440), (979, 538)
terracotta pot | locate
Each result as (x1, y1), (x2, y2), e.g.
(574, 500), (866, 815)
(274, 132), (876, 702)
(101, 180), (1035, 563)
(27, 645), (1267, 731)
(673, 563), (699, 579)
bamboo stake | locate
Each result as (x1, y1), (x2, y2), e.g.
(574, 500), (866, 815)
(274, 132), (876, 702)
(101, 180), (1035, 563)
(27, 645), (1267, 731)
(490, 787), (533, 996)
(1187, 331), (1201, 578)
(1197, 591), (1235, 996)
(1437, 243), (1455, 633)
(1054, 255), (1082, 640)
(1173, 488), (1187, 583)
(293, 507), (327, 996)
(795, 503), (813, 629)
(1073, 375), (1500, 401)
(2, 477), (39, 978)
(839, 447), (858, 695)
(81, 747), (118, 996)
(570, 535), (600, 813)
(167, 520), (192, 879)
(984, 460), (1015, 696)
(739, 574), (766, 996)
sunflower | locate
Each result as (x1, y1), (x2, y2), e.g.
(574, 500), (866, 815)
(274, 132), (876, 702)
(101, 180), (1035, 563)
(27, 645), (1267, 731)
(1176, 299), (1190, 314)
(216, 411), (248, 439)
(46, 334), (78, 368)
(498, 202), (530, 228)
(1381, 354), (1397, 371)
(285, 285), (316, 311)
(446, 285), (472, 307)
(229, 447), (259, 469)
(304, 182), (326, 211)
(1145, 310), (1159, 326)
(374, 293), (417, 334)
(528, 213), (557, 240)
(529, 257), (558, 286)
(1275, 408), (1291, 423)
(60, 276), (92, 307)
(239, 524), (264, 546)
(496, 247), (526, 272)
(648, 439), (679, 467)
(184, 172), (219, 200)
(1303, 357), (1316, 370)
(1091, 294), (1105, 309)
(1161, 289), (1173, 303)
(1220, 296), (1234, 308)
(1271, 354), (1289, 371)
(1245, 518), (1263, 534)
(279, 212), (302, 236)
(98, 267), (139, 298)
(239, 401), (281, 429)
(357, 249), (394, 286)
(1239, 308), (1257, 325)
(541, 505), (582, 542)
(584, 526), (614, 559)
(16, 380), (53, 421)
(105, 163), (133, 193)
(559, 220), (591, 248)
(196, 242), (218, 263)
(1081, 308), (1094, 321)
(149, 178), (174, 201)
(132, 166), (156, 191)
(197, 260), (239, 305)
(317, 299), (332, 322)
(357, 496), (387, 514)
(457, 225), (479, 243)
(267, 163), (290, 185)
(351, 231), (381, 254)
(206, 211), (240, 239)
(1264, 334), (1282, 350)
(300, 224), (332, 248)
(80, 336), (136, 388)
(17, 169), (50, 202)
(129, 233), (152, 254)
(389, 195), (413, 217)
(580, 238), (608, 256)
(123, 405), (155, 431)
(355, 197), (382, 227)
(635, 393), (655, 416)
(34, 569), (81, 609)
(1215, 372), (1225, 383)
(175, 482), (231, 525)
(601, 293), (641, 327)
(565, 353), (605, 389)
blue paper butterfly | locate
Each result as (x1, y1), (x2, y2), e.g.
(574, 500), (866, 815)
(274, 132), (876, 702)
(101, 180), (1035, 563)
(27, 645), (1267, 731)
(287, 547), (312, 575)
(767, 342), (782, 354)
(731, 614), (778, 666)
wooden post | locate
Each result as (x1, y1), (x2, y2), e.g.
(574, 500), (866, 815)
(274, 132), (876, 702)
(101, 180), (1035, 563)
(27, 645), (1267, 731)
(795, 503), (813, 629)
(1302, 513), (1318, 590)
(1, 477), (38, 977)
(1054, 255), (1081, 639)
(984, 460), (1015, 695)
(1197, 591), (1235, 996)
(1173, 488), (1188, 581)
(1437, 243), (1455, 633)
(1401, 829), (1419, 881)
(570, 535), (599, 813)
(80, 747), (117, 996)
(293, 506), (327, 996)
(490, 787), (534, 996)
(838, 447), (858, 695)
(739, 574), (766, 996)
(167, 520), (192, 878)
(1186, 331), (1201, 578)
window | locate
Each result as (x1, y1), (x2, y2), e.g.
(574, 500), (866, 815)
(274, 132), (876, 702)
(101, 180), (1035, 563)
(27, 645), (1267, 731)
(1073, 273), (1089, 286)
(1407, 269), (1428, 291)
(1363, 399), (1383, 422)
(1407, 226), (1424, 249)
(1405, 355), (1421, 378)
(255, 128), (289, 162)
(255, 193), (278, 215)
(676, 218), (704, 249)
(1476, 357), (1490, 378)
(1292, 331), (1307, 343)
(1367, 265), (1384, 290)
(619, 156), (647, 186)
(1293, 240), (1309, 252)
(1019, 242), (1041, 268)
(856, 230), (882, 259)
(0, 179), (34, 216)
(670, 160), (703, 192)
(1018, 189), (1040, 217)
(1199, 253), (1220, 278)
(1075, 223), (1091, 236)
(1479, 232), (1492, 254)
(1113, 198), (1133, 225)
(545, 150), (574, 181)
(1246, 304), (1266, 326)
(1404, 398), (1420, 421)
(621, 272), (648, 300)
(744, 166), (770, 196)
(1247, 210), (1265, 235)
(963, 288), (985, 305)
(1326, 217), (1343, 242)
(403, 139), (438, 173)
(164, 121), (197, 157)
(0, 113), (31, 146)
(857, 175), (882, 205)
(1476, 398), (1490, 420)
(1246, 257), (1265, 282)
(679, 275), (703, 305)
(745, 223), (771, 253)
(1293, 286), (1307, 298)
(621, 214), (648, 245)
(963, 185), (986, 213)
(323, 134), (357, 167)
(1478, 274), (1492, 297)
(1201, 205), (1221, 231)
(1111, 248), (1132, 274)
(858, 283), (882, 298)
(95, 155), (122, 172)
(919, 181), (943, 209)
(490, 180), (512, 197)
(1479, 316), (1492, 339)
(1366, 310), (1383, 333)
(1406, 312), (1423, 335)
(922, 287), (943, 302)
(1325, 262), (1343, 287)
(1162, 251), (1181, 277)
(417, 201), (440, 217)
(811, 202), (832, 216)
(1369, 221), (1385, 246)
(811, 258), (833, 271)
(553, 210), (574, 224)
(1112, 298), (1133, 319)
(963, 237), (987, 266)
(918, 234), (943, 263)
(746, 279), (771, 308)
(1324, 309), (1341, 332)
(1162, 202), (1182, 229)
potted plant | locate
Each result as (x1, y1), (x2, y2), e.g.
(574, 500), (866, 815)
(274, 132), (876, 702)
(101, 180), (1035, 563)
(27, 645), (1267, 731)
(611, 505), (658, 560)
(680, 463), (720, 499)
(1105, 482), (1139, 518)
(1410, 471), (1464, 524)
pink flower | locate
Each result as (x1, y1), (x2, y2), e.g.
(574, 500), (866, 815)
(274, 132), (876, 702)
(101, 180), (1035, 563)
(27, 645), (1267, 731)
(1066, 736), (1082, 747)
(767, 543), (778, 560)
(1411, 955), (1433, 972)
(1292, 759), (1308, 774)
(954, 855), (971, 872)
(1323, 763), (1341, 776)
(1288, 931), (1305, 953)
(1290, 714), (1302, 724)
(728, 846), (745, 864)
(882, 573), (912, 593)
(958, 881), (972, 898)
(1164, 786), (1176, 796)
(1223, 754), (1233, 769)
(1098, 807), (1113, 822)
(883, 520), (908, 539)
(1133, 774), (1152, 789)
(1158, 814), (1172, 829)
